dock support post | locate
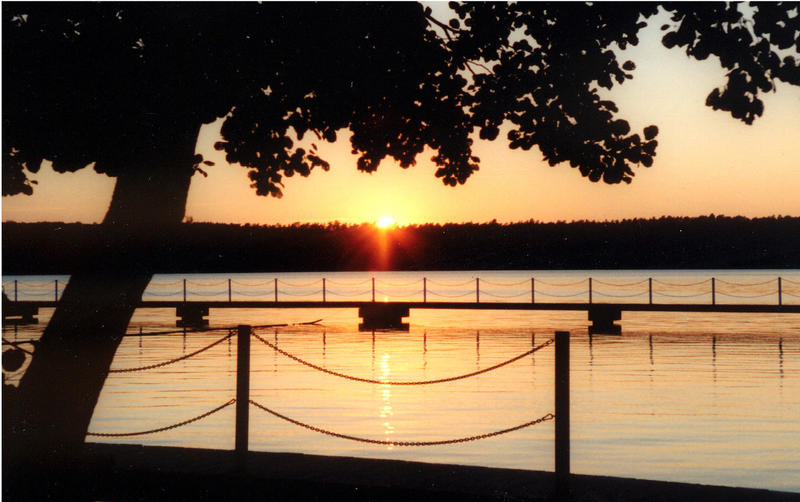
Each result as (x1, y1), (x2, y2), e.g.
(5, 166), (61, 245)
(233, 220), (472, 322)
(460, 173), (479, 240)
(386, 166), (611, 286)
(176, 304), (209, 327)
(588, 306), (622, 335)
(358, 304), (409, 331)
(236, 325), (251, 471)
(555, 330), (570, 500)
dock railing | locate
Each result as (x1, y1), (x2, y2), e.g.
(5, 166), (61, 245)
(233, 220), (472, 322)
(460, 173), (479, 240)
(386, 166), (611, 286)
(4, 275), (800, 305)
(63, 323), (569, 495)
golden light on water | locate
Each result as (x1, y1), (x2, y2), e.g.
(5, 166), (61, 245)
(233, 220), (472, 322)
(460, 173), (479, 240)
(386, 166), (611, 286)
(379, 353), (394, 450)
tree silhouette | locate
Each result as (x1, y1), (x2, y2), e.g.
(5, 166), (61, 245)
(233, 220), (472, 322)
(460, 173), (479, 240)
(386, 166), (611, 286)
(3, 2), (799, 494)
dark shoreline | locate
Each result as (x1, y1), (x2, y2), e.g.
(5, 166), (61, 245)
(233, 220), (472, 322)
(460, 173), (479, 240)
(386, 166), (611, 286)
(3, 216), (800, 275)
(7, 443), (797, 501)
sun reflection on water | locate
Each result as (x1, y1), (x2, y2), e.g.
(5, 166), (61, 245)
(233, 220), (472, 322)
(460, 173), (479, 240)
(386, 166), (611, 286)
(379, 353), (394, 449)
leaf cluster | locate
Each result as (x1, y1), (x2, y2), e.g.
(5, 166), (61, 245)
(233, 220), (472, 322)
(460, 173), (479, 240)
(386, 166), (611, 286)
(3, 2), (798, 197)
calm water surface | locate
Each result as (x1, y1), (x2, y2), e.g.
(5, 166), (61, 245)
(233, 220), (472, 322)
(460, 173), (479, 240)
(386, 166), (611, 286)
(3, 270), (800, 492)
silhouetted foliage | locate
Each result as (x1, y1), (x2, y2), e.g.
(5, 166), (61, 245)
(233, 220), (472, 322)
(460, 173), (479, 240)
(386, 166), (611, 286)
(5, 3), (799, 196)
(5, 216), (799, 274)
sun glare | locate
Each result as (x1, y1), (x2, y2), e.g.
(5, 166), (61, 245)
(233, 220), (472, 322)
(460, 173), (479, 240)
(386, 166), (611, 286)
(376, 216), (396, 228)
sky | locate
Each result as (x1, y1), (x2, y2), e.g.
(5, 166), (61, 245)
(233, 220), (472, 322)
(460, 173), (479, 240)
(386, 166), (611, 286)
(3, 9), (800, 226)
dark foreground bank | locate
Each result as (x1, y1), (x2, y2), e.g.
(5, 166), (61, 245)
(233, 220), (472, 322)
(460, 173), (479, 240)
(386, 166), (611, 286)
(3, 216), (800, 274)
(5, 443), (798, 501)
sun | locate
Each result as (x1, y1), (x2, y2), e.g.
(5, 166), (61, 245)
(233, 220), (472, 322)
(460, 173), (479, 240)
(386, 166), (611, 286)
(376, 216), (396, 228)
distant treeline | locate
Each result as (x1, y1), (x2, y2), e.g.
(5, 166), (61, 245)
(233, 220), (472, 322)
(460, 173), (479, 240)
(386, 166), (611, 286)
(3, 216), (799, 274)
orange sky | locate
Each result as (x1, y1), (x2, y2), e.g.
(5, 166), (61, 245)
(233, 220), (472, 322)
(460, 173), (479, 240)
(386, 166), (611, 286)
(3, 15), (800, 225)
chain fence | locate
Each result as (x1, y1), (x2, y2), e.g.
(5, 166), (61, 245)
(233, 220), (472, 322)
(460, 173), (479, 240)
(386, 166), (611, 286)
(278, 279), (323, 288)
(534, 289), (590, 298)
(481, 290), (530, 299)
(6, 275), (798, 306)
(86, 399), (235, 437)
(249, 399), (554, 446)
(109, 330), (234, 373)
(652, 279), (711, 287)
(592, 279), (650, 287)
(480, 279), (530, 287)
(252, 332), (553, 385)
(535, 279), (588, 287)
(186, 280), (227, 287)
(426, 290), (477, 299)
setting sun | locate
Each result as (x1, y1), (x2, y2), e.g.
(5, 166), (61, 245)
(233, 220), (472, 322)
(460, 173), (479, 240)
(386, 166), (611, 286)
(376, 216), (396, 228)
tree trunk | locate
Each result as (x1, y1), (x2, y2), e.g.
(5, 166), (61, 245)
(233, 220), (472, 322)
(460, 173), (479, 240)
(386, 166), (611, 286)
(4, 123), (201, 500)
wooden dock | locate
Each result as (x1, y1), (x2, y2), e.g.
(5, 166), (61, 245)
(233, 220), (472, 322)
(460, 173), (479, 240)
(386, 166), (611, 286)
(5, 299), (800, 333)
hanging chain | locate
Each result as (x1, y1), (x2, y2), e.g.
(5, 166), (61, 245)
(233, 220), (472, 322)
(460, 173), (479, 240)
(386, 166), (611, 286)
(249, 399), (553, 446)
(86, 399), (235, 437)
(109, 331), (233, 373)
(252, 332), (553, 385)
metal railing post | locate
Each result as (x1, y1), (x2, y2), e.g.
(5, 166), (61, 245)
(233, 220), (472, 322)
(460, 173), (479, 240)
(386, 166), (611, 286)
(778, 277), (782, 306)
(588, 278), (592, 304)
(372, 277), (375, 302)
(423, 277), (427, 303)
(712, 277), (716, 305)
(649, 278), (653, 305)
(274, 278), (278, 302)
(14, 279), (18, 302)
(531, 278), (535, 304)
(236, 325), (251, 470)
(476, 278), (480, 303)
(55, 279), (58, 301)
(183, 279), (187, 302)
(323, 278), (326, 302)
(555, 330), (570, 499)
(228, 278), (232, 302)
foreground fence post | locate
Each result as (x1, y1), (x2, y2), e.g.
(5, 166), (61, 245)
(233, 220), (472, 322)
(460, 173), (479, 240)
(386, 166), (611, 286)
(236, 325), (251, 470)
(555, 330), (570, 499)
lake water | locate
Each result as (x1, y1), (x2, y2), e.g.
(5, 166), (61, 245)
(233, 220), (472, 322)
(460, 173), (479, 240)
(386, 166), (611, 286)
(3, 270), (800, 493)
